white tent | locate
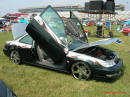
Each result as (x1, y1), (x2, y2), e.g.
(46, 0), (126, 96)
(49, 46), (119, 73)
(0, 18), (5, 20)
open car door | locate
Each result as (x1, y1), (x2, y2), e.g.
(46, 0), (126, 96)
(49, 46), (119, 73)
(65, 11), (88, 42)
(26, 6), (68, 63)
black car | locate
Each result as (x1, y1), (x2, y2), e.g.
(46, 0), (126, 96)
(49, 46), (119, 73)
(0, 80), (17, 97)
(3, 6), (123, 80)
(0, 20), (4, 28)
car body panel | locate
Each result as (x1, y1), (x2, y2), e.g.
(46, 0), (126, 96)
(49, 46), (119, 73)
(123, 27), (130, 35)
(4, 34), (35, 62)
(92, 59), (123, 78)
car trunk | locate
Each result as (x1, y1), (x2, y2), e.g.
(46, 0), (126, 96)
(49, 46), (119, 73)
(76, 46), (115, 61)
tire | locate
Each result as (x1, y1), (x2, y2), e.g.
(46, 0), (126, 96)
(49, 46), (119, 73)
(128, 32), (130, 36)
(10, 50), (21, 65)
(71, 62), (92, 80)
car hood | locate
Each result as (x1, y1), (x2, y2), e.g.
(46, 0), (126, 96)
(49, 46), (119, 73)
(72, 38), (121, 51)
(12, 23), (28, 39)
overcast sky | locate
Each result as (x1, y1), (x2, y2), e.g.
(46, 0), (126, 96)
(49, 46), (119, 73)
(0, 0), (129, 17)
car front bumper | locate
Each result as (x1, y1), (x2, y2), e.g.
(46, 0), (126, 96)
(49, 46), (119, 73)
(93, 58), (123, 78)
(3, 48), (10, 57)
(123, 31), (129, 35)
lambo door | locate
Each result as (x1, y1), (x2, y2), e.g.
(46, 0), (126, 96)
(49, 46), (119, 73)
(26, 6), (68, 63)
(65, 11), (87, 42)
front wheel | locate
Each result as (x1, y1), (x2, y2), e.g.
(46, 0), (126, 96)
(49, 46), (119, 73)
(71, 62), (92, 80)
(10, 50), (21, 65)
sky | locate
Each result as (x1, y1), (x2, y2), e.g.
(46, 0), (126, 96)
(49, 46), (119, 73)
(0, 0), (130, 17)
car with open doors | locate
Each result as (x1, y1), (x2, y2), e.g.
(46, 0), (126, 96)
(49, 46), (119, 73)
(3, 6), (123, 80)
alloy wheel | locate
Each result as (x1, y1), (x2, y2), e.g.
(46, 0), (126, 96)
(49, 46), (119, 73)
(10, 50), (21, 64)
(71, 62), (91, 80)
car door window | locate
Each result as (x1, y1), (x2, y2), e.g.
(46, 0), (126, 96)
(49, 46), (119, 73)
(40, 6), (67, 46)
(70, 11), (87, 41)
(19, 35), (33, 45)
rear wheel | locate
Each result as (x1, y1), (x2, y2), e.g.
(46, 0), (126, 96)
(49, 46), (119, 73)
(71, 62), (92, 80)
(10, 50), (21, 65)
(128, 32), (130, 36)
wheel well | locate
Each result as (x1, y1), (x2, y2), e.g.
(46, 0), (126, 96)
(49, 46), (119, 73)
(9, 46), (19, 56)
(68, 60), (92, 72)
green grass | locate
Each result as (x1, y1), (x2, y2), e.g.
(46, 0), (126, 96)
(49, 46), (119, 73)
(0, 26), (130, 97)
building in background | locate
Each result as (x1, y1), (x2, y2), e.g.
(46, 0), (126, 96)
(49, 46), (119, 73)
(18, 4), (130, 20)
(18, 4), (125, 13)
(18, 5), (84, 13)
(115, 4), (125, 11)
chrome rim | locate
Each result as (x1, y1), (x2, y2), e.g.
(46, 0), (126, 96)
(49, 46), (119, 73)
(71, 62), (91, 80)
(10, 51), (20, 64)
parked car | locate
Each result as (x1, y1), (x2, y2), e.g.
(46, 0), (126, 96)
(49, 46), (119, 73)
(0, 20), (4, 28)
(123, 24), (130, 36)
(0, 19), (8, 28)
(87, 21), (96, 26)
(3, 6), (123, 80)
(0, 80), (17, 97)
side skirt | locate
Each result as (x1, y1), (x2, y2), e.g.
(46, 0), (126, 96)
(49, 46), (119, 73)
(23, 61), (70, 74)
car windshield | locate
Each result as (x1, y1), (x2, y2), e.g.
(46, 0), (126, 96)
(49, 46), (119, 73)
(67, 35), (85, 50)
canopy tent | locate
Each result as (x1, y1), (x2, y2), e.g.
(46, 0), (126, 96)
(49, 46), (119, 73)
(18, 19), (29, 23)
(124, 21), (130, 24)
(0, 18), (5, 20)
(7, 13), (29, 16)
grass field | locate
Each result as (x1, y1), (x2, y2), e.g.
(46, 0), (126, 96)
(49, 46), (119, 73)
(0, 26), (130, 97)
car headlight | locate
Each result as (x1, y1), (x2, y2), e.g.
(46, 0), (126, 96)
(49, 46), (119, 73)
(94, 60), (115, 68)
(101, 61), (115, 67)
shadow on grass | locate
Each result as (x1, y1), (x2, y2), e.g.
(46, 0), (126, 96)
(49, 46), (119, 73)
(23, 62), (71, 74)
